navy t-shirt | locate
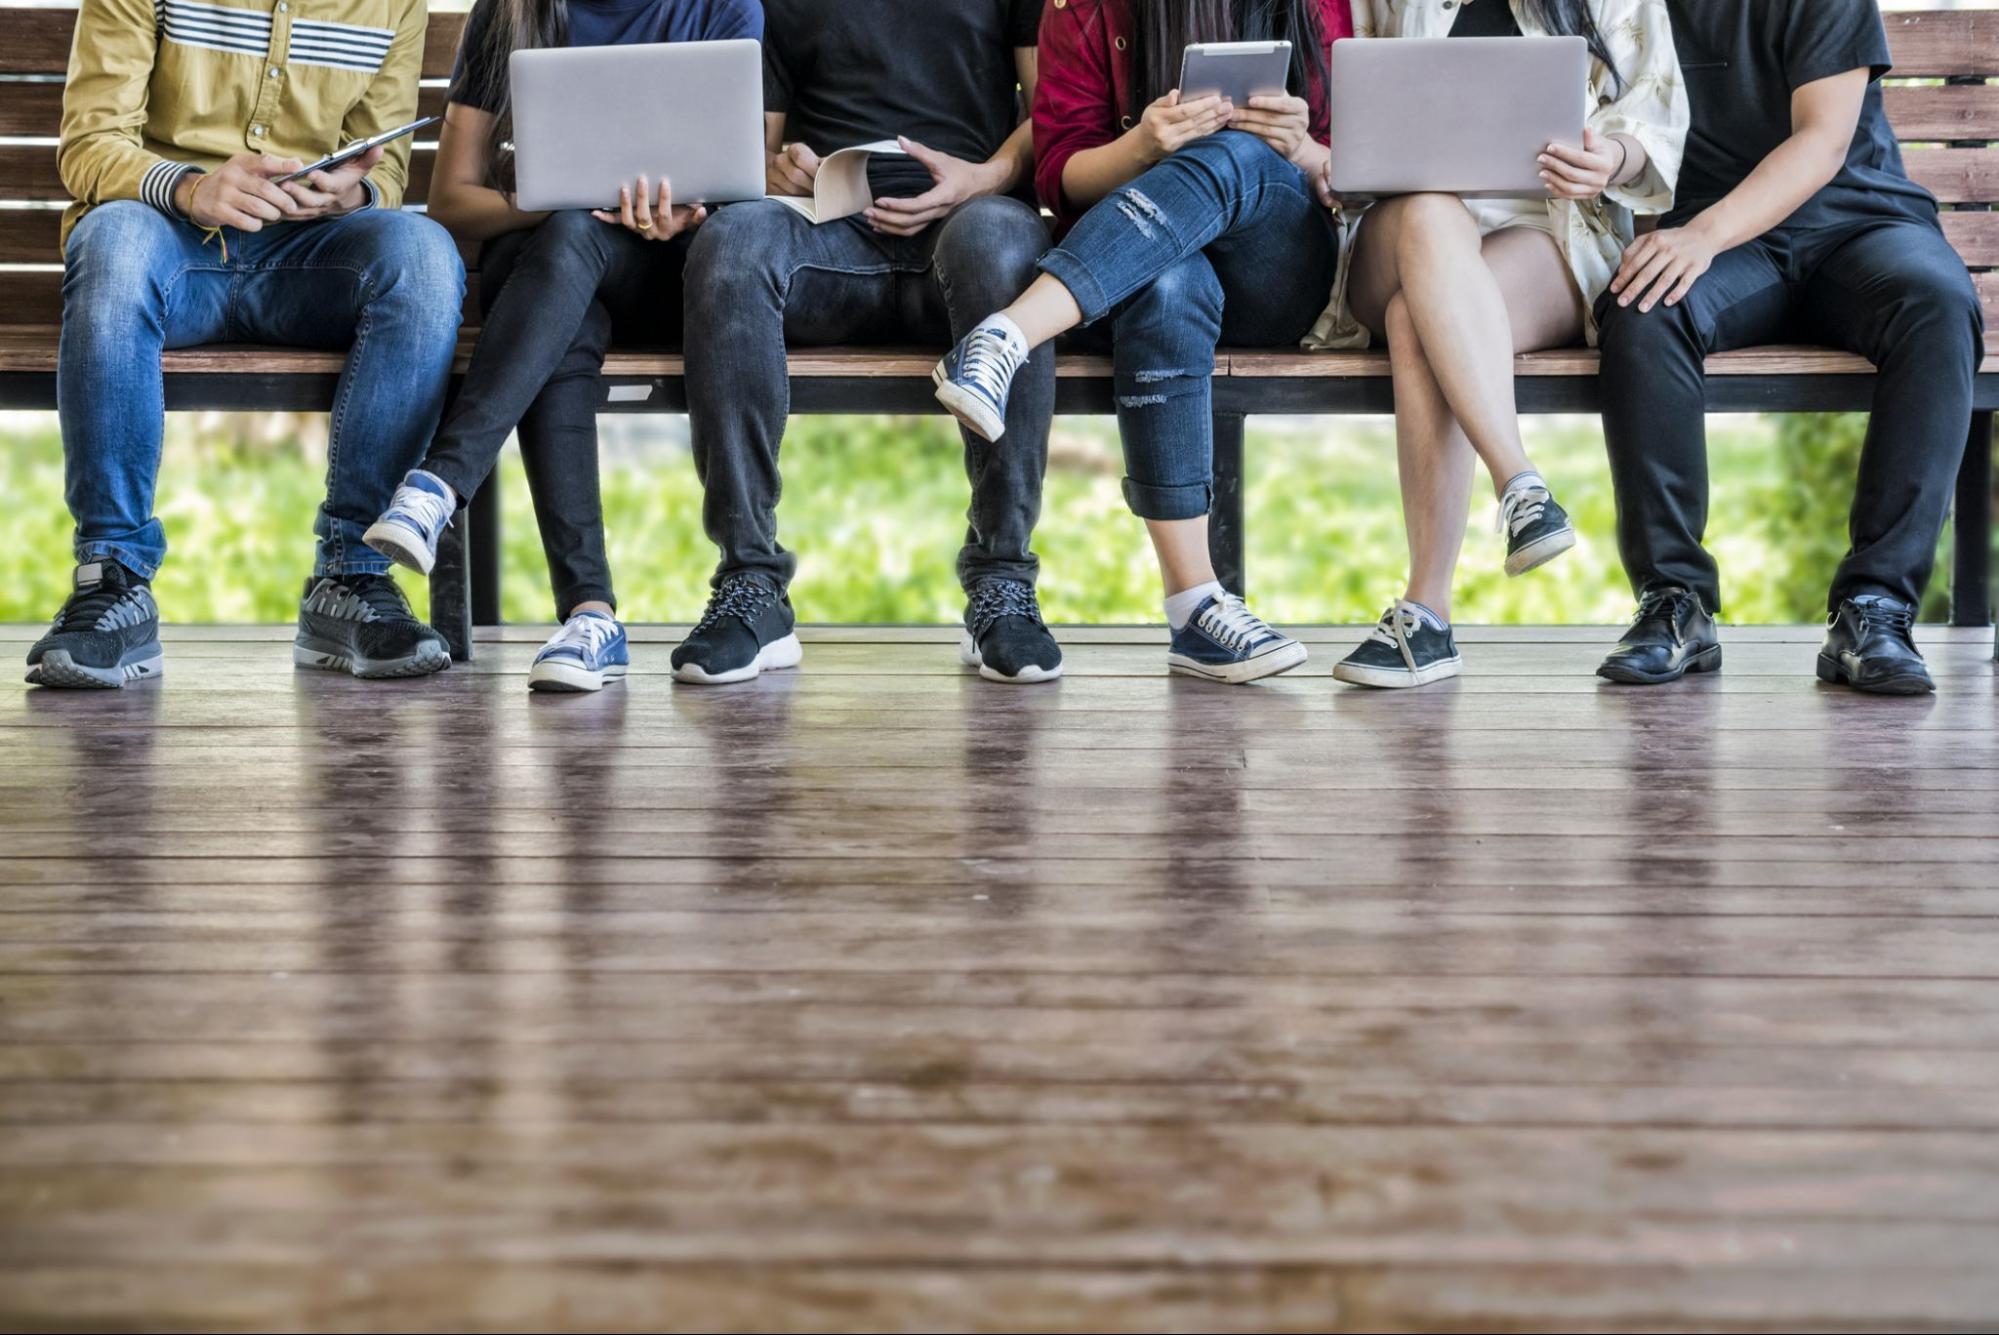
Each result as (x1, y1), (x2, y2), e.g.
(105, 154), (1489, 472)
(762, 0), (1041, 200)
(450, 0), (764, 114)
(1665, 0), (1937, 231)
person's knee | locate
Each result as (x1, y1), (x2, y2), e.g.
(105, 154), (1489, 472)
(1132, 254), (1224, 326)
(1390, 193), (1479, 262)
(1885, 267), (1984, 359)
(359, 213), (466, 324)
(1597, 292), (1701, 374)
(936, 196), (1048, 297)
(684, 201), (794, 301)
(62, 202), (181, 308)
(1179, 128), (1278, 179)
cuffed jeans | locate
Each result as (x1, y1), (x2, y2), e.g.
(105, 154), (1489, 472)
(681, 194), (1054, 592)
(1039, 131), (1340, 521)
(58, 200), (464, 579)
(423, 210), (693, 618)
(1598, 215), (1983, 614)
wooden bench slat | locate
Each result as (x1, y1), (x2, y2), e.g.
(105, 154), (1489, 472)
(1882, 85), (1999, 144)
(1885, 10), (1999, 79)
(0, 7), (466, 77)
(1900, 146), (1999, 205)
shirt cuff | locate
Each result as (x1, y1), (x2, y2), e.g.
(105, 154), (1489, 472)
(355, 177), (380, 211)
(145, 161), (204, 220)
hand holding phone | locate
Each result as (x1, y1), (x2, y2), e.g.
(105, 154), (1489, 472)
(279, 144), (387, 219)
(275, 115), (438, 185)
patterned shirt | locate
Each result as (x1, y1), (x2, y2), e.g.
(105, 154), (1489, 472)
(57, 0), (427, 251)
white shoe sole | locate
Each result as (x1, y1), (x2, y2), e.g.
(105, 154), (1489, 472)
(1333, 655), (1464, 689)
(1167, 639), (1309, 685)
(958, 630), (1062, 684)
(1505, 527), (1577, 577)
(933, 366), (1007, 443)
(363, 517), (438, 576)
(293, 637), (451, 680)
(25, 648), (163, 689)
(529, 659), (627, 693)
(672, 632), (803, 685)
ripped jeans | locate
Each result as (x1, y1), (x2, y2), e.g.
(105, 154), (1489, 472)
(1039, 131), (1340, 520)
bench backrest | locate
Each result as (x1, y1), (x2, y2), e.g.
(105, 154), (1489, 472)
(3, 4), (1997, 329)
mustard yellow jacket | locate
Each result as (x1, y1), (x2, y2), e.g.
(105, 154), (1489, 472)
(58, 0), (427, 252)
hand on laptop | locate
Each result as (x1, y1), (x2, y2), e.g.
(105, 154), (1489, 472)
(591, 176), (706, 241)
(862, 137), (1005, 238)
(1132, 91), (1232, 165)
(767, 143), (821, 197)
(173, 153), (309, 232)
(1537, 128), (1620, 200)
(280, 145), (385, 220)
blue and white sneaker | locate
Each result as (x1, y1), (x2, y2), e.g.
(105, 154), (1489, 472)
(529, 610), (629, 693)
(1166, 592), (1308, 684)
(933, 318), (1029, 442)
(364, 469), (456, 577)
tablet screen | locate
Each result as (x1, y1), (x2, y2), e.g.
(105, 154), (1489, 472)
(1178, 41), (1293, 106)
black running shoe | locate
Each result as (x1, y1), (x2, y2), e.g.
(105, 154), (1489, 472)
(671, 574), (802, 685)
(25, 561), (163, 689)
(294, 573), (451, 679)
(961, 577), (1062, 684)
(1499, 480), (1577, 577)
(1333, 601), (1463, 689)
(1817, 595), (1934, 696)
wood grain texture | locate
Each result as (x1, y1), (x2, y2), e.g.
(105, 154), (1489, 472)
(1, 627), (1998, 1330)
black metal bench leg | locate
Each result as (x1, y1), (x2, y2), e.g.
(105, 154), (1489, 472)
(1951, 409), (1993, 631)
(469, 472), (503, 631)
(1210, 411), (1247, 597)
(430, 511), (475, 665)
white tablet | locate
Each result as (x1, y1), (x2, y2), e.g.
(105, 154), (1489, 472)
(1178, 40), (1294, 106)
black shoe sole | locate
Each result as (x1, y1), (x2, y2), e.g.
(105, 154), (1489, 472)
(1597, 644), (1723, 686)
(293, 637), (451, 680)
(25, 648), (164, 689)
(1816, 652), (1935, 696)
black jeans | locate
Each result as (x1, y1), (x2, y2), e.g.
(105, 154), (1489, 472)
(1597, 215), (1983, 614)
(424, 210), (692, 619)
(681, 195), (1055, 593)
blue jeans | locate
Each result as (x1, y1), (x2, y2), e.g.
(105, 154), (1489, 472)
(1039, 131), (1340, 521)
(58, 201), (465, 579)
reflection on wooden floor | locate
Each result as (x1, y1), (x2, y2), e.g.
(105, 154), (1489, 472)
(3, 624), (1998, 1333)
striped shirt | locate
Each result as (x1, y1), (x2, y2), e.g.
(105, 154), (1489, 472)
(58, 0), (427, 251)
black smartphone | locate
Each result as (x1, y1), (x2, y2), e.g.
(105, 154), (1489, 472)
(276, 116), (440, 185)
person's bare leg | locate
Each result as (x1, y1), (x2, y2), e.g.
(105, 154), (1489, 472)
(1146, 516), (1217, 596)
(993, 273), (1086, 350)
(1383, 292), (1476, 621)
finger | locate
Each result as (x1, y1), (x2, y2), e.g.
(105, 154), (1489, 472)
(1662, 265), (1703, 307)
(590, 210), (622, 224)
(1175, 94), (1226, 119)
(250, 179), (299, 214)
(618, 184), (636, 231)
(655, 178), (675, 223)
(1618, 249), (1675, 307)
(779, 158), (815, 193)
(1637, 260), (1687, 313)
(872, 188), (948, 215)
(1246, 95), (1307, 113)
(788, 144), (822, 173)
(895, 135), (945, 171)
(863, 209), (923, 236)
(1541, 142), (1607, 171)
(256, 155), (304, 178)
(234, 191), (285, 223)
(1611, 237), (1659, 291)
(633, 175), (655, 231)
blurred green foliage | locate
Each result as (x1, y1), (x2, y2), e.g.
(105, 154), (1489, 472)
(1, 408), (1969, 625)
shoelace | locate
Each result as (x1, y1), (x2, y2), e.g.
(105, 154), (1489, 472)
(966, 578), (1042, 641)
(1196, 593), (1276, 655)
(693, 576), (778, 635)
(54, 580), (139, 633)
(960, 325), (1025, 394)
(545, 614), (616, 659)
(1634, 588), (1697, 637)
(395, 482), (454, 538)
(1496, 484), (1552, 538)
(1364, 602), (1426, 673)
(339, 574), (416, 623)
(1849, 600), (1917, 646)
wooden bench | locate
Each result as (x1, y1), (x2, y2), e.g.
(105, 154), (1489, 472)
(2, 2), (1996, 662)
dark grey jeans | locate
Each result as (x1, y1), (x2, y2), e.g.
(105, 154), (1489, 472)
(681, 194), (1055, 593)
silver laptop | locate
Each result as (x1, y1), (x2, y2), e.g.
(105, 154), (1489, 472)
(1328, 37), (1587, 199)
(509, 40), (766, 212)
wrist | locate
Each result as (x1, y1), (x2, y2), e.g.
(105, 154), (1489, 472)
(173, 171), (202, 221)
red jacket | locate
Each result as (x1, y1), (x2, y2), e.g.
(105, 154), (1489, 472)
(1032, 0), (1353, 234)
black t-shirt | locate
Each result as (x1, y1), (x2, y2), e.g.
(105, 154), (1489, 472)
(1450, 0), (1521, 39)
(1665, 0), (1936, 230)
(762, 0), (1041, 199)
(449, 0), (762, 114)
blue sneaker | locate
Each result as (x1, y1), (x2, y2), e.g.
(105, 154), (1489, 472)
(1166, 592), (1308, 684)
(529, 610), (629, 693)
(364, 469), (455, 576)
(933, 319), (1028, 442)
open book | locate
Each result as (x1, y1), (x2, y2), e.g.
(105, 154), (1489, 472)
(768, 140), (908, 225)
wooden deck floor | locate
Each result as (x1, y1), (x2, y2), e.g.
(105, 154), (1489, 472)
(3, 624), (1998, 1333)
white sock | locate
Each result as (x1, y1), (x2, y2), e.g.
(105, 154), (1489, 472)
(982, 312), (1030, 358)
(1499, 469), (1544, 499)
(1165, 580), (1224, 630)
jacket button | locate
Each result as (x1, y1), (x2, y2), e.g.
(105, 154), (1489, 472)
(1052, 0), (1064, 7)
(1120, 115), (1134, 130)
(1114, 36), (1127, 50)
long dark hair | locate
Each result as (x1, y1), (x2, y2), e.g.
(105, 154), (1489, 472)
(1133, 0), (1331, 112)
(464, 0), (569, 187)
(1521, 0), (1623, 91)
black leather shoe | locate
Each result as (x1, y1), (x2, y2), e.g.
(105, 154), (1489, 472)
(1817, 595), (1934, 695)
(1597, 587), (1721, 686)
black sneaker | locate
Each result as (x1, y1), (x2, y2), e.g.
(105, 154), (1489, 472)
(25, 561), (163, 689)
(1817, 595), (1934, 695)
(294, 573), (451, 679)
(1333, 601), (1463, 689)
(671, 574), (802, 685)
(1597, 587), (1722, 686)
(1499, 479), (1577, 576)
(961, 577), (1063, 684)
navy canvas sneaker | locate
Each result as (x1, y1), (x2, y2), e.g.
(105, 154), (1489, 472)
(294, 573), (451, 679)
(1499, 477), (1577, 576)
(672, 574), (802, 685)
(1166, 592), (1307, 684)
(364, 469), (455, 576)
(25, 561), (163, 689)
(1334, 602), (1464, 689)
(961, 576), (1062, 684)
(529, 610), (629, 693)
(933, 320), (1028, 442)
